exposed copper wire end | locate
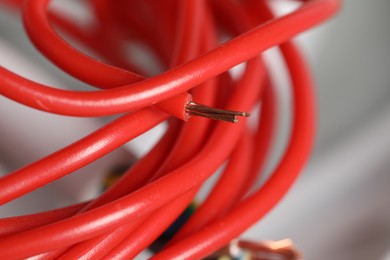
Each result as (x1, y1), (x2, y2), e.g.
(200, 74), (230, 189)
(237, 239), (303, 260)
(185, 101), (250, 123)
(205, 239), (302, 260)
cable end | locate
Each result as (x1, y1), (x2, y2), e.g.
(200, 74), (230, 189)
(185, 102), (250, 123)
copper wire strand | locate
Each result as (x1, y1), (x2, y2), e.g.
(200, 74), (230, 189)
(237, 239), (303, 260)
(185, 101), (250, 123)
(204, 239), (302, 260)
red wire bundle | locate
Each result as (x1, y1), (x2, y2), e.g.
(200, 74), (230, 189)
(0, 0), (340, 259)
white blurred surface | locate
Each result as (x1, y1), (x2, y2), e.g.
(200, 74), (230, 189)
(244, 1), (390, 259)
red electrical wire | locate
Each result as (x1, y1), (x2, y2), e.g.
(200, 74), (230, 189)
(152, 39), (317, 260)
(99, 56), (265, 259)
(52, 2), (219, 257)
(0, 0), (338, 116)
(0, 0), (340, 259)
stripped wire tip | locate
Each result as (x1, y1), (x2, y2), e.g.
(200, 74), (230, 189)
(185, 101), (250, 123)
(237, 239), (303, 260)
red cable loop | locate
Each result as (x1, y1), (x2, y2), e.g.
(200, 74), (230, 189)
(0, 0), (339, 116)
(0, 0), (341, 259)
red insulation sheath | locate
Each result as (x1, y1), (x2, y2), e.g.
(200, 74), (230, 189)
(0, 43), (263, 259)
(0, 0), (340, 259)
(0, 201), (88, 237)
(0, 0), (338, 116)
(152, 40), (316, 260)
(0, 109), (168, 205)
(56, 1), (214, 257)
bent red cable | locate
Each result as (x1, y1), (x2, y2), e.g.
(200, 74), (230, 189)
(0, 0), (340, 259)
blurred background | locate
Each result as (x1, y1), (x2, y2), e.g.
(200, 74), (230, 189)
(0, 0), (389, 259)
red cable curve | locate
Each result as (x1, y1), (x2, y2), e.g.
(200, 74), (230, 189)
(0, 0), (340, 259)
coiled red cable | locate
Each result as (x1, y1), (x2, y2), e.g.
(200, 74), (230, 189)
(0, 0), (340, 259)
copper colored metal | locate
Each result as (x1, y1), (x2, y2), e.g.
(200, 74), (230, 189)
(185, 101), (250, 123)
(238, 239), (303, 260)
